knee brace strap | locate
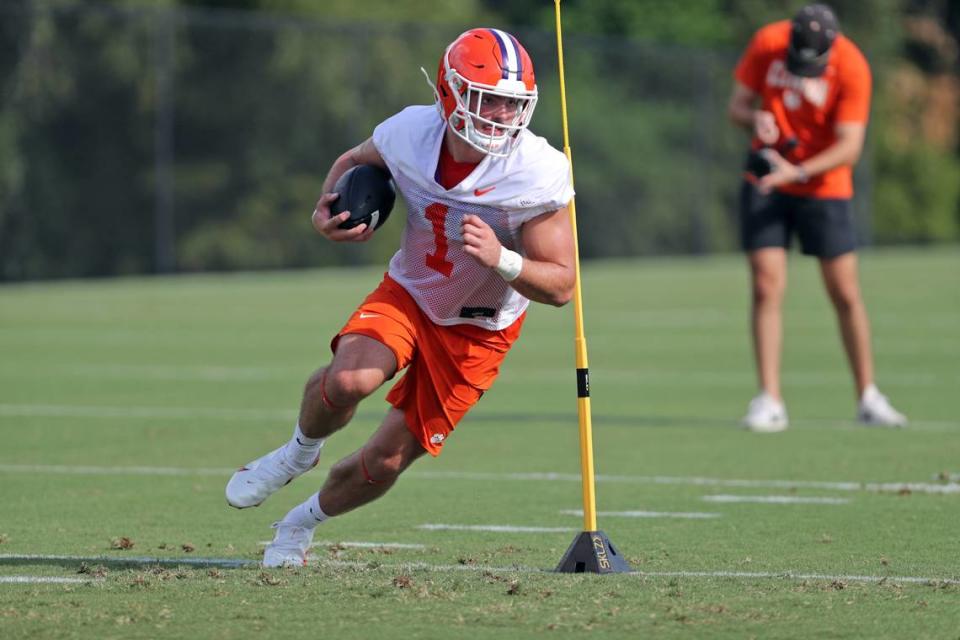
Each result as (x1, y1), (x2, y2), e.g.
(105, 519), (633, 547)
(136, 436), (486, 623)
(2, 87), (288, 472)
(359, 447), (388, 485)
(320, 370), (349, 411)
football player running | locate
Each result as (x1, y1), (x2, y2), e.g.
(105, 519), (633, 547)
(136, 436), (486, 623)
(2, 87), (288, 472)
(226, 28), (575, 567)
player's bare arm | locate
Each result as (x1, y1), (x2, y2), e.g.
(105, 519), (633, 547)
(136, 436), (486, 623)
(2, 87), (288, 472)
(312, 138), (388, 242)
(461, 207), (575, 307)
(786, 122), (866, 176)
(728, 83), (780, 144)
(758, 122), (866, 193)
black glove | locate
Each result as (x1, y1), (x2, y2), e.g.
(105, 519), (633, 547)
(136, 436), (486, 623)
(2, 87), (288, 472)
(745, 149), (772, 178)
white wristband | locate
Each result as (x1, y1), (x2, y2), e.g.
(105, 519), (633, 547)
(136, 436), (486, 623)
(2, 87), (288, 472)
(494, 247), (523, 282)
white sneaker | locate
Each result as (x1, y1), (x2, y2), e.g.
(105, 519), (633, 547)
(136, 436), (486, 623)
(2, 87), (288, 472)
(225, 446), (318, 509)
(262, 522), (314, 568)
(858, 385), (907, 427)
(743, 392), (788, 432)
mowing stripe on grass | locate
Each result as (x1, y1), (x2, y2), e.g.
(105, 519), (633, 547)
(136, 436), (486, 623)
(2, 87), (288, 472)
(2, 464), (959, 495)
(5, 365), (953, 387)
(2, 554), (957, 586)
(702, 495), (851, 505)
(1, 403), (957, 431)
(561, 509), (721, 519)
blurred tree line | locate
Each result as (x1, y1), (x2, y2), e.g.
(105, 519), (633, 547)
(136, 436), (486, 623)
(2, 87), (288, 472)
(0, 0), (956, 281)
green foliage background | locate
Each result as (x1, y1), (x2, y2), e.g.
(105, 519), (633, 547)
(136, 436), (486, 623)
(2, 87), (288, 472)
(0, 0), (957, 280)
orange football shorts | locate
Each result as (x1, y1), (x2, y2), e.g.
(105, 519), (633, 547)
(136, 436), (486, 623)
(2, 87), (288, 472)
(332, 274), (525, 455)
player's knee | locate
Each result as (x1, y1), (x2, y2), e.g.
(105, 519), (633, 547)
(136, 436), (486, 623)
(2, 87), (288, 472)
(364, 445), (408, 480)
(325, 369), (378, 407)
(304, 368), (327, 396)
(752, 273), (785, 304)
(828, 287), (860, 314)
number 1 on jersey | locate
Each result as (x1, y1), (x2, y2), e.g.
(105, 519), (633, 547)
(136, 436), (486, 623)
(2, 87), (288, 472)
(425, 203), (453, 277)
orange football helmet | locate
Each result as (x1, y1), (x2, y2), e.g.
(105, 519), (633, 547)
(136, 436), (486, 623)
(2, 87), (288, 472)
(424, 28), (538, 157)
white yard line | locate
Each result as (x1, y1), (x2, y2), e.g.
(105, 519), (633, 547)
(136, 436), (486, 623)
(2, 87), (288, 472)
(561, 509), (721, 519)
(631, 570), (959, 585)
(316, 559), (960, 585)
(0, 403), (294, 421)
(0, 554), (254, 569)
(256, 540), (427, 550)
(1, 464), (959, 495)
(702, 495), (851, 505)
(0, 464), (232, 476)
(412, 471), (960, 496)
(0, 364), (292, 382)
(0, 576), (97, 584)
(1, 554), (956, 586)
(417, 524), (575, 533)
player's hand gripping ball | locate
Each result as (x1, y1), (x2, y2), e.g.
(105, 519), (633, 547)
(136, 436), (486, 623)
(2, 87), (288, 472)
(331, 165), (396, 231)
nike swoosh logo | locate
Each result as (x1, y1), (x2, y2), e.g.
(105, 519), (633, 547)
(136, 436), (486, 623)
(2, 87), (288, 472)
(359, 312), (381, 319)
(474, 186), (496, 196)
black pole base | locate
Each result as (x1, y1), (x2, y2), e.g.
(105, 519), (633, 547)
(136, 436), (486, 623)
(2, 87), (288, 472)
(555, 530), (632, 573)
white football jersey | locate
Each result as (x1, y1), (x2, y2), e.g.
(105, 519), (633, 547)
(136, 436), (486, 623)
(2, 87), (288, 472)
(372, 105), (574, 330)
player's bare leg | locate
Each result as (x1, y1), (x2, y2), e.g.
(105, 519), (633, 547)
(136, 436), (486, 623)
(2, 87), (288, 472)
(818, 253), (907, 426)
(749, 247), (788, 399)
(743, 247), (789, 431)
(226, 334), (397, 509)
(299, 334), (399, 439)
(818, 253), (872, 395)
(318, 408), (426, 515)
(263, 409), (427, 567)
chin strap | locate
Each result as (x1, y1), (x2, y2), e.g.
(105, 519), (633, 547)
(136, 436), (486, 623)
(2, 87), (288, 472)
(421, 67), (441, 105)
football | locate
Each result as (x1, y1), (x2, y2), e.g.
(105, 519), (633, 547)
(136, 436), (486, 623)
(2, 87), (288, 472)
(331, 164), (396, 231)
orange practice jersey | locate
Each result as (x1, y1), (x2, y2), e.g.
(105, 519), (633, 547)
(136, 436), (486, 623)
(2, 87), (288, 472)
(734, 21), (871, 199)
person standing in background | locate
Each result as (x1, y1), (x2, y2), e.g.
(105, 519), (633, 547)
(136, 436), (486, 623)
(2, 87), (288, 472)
(727, 4), (907, 432)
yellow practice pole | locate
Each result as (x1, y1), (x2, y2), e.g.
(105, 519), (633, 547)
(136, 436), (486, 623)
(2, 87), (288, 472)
(554, 0), (597, 533)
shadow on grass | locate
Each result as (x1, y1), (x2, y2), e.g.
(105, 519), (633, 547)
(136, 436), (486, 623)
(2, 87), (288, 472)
(463, 411), (736, 429)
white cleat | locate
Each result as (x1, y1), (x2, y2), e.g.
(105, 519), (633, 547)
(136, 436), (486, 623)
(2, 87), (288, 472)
(743, 392), (789, 433)
(858, 385), (907, 428)
(262, 522), (314, 568)
(225, 446), (318, 509)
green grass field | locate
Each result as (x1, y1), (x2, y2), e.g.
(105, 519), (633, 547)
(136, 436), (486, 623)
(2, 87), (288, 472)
(1, 247), (958, 639)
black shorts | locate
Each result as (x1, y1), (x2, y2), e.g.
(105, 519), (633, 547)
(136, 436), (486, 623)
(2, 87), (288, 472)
(739, 181), (857, 258)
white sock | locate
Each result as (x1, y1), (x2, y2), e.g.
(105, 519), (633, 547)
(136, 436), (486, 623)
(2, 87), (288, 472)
(281, 492), (329, 530)
(284, 423), (324, 469)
